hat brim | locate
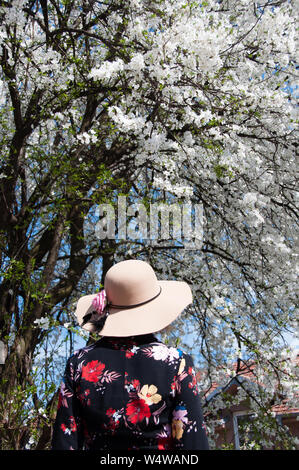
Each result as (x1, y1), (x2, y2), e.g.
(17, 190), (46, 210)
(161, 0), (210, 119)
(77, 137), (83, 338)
(75, 280), (192, 337)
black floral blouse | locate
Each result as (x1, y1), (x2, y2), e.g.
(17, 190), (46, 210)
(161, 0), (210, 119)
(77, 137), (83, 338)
(51, 334), (209, 451)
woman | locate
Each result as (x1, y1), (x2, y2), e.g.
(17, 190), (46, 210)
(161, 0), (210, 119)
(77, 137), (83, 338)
(51, 259), (209, 450)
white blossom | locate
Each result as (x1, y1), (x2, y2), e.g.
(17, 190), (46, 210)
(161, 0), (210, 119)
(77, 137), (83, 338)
(33, 318), (50, 330)
(89, 58), (124, 82)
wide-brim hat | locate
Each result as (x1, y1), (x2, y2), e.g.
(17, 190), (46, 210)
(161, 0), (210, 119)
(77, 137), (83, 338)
(75, 259), (192, 337)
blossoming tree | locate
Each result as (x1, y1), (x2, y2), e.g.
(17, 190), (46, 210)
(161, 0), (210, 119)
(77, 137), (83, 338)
(0, 0), (297, 449)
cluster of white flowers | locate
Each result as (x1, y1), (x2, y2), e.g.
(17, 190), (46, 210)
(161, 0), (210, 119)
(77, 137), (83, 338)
(33, 317), (50, 330)
(152, 176), (194, 198)
(89, 58), (125, 83)
(77, 129), (98, 145)
(127, 53), (145, 76)
(151, 344), (180, 362)
(24, 436), (36, 450)
(108, 105), (146, 133)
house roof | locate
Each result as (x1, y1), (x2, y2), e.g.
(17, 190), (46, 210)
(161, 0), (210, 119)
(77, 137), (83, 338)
(198, 354), (299, 415)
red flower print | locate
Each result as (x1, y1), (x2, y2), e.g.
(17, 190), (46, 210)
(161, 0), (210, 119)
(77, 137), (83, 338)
(126, 398), (151, 424)
(132, 379), (140, 388)
(106, 408), (116, 417)
(158, 436), (173, 450)
(82, 360), (105, 382)
(157, 424), (173, 450)
(69, 416), (77, 432)
(171, 378), (176, 390)
(60, 416), (77, 435)
(78, 387), (90, 405)
(126, 351), (134, 358)
(60, 423), (67, 433)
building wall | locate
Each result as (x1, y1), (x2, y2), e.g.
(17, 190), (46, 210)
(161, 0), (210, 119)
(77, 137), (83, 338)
(282, 416), (299, 448)
(214, 409), (299, 449)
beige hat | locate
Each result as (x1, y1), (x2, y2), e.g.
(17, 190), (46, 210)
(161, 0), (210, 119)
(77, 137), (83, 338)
(75, 259), (192, 337)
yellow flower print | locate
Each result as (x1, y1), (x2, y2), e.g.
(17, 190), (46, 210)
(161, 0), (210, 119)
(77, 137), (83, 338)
(138, 384), (162, 405)
(178, 358), (185, 376)
(172, 405), (188, 440)
(172, 419), (184, 440)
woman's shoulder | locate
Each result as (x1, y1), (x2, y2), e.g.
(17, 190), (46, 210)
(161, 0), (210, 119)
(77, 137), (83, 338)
(66, 335), (192, 367)
(68, 341), (99, 362)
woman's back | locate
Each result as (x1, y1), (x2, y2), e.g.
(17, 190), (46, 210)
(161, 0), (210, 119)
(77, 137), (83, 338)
(51, 333), (209, 450)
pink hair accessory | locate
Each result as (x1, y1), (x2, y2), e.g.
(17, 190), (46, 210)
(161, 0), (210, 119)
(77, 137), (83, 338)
(92, 289), (107, 316)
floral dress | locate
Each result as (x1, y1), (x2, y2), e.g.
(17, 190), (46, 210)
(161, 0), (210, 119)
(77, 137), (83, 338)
(51, 334), (209, 450)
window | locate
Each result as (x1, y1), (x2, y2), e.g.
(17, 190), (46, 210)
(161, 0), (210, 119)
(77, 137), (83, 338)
(233, 411), (257, 450)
